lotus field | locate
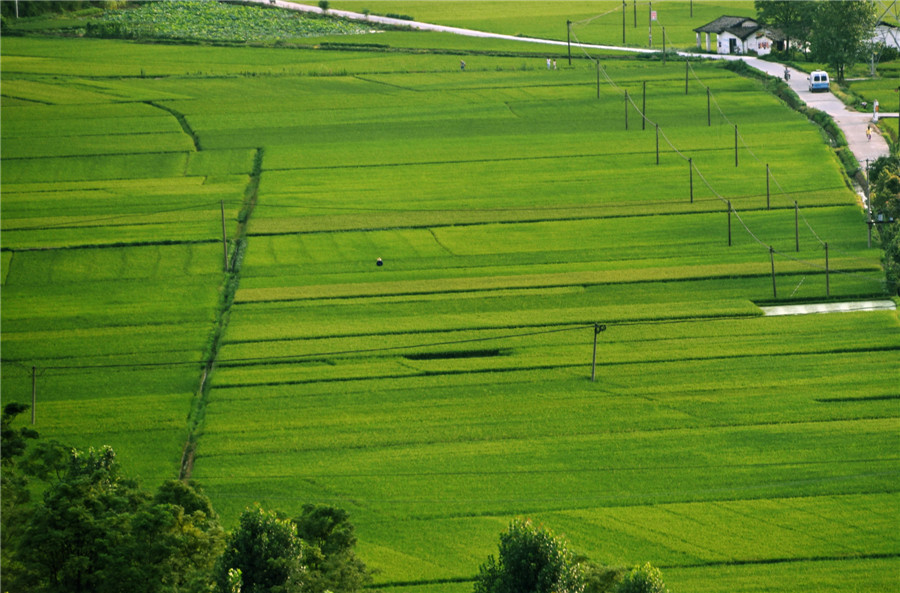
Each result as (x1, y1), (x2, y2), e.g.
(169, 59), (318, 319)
(1, 26), (898, 593)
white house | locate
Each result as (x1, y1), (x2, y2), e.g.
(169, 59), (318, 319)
(694, 16), (785, 56)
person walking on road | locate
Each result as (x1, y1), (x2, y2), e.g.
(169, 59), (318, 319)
(866, 125), (872, 141)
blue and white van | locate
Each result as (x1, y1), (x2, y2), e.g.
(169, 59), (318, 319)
(808, 70), (829, 93)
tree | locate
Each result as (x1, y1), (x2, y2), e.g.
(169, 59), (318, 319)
(294, 504), (371, 593)
(754, 0), (813, 58)
(1, 402), (38, 462)
(9, 445), (225, 593)
(1, 403), (41, 586)
(215, 505), (308, 593)
(13, 446), (151, 593)
(133, 480), (225, 593)
(474, 519), (584, 593)
(578, 560), (625, 593)
(616, 563), (668, 593)
(870, 156), (900, 294)
(807, 0), (877, 82)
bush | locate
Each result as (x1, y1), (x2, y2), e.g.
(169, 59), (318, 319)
(616, 563), (668, 593)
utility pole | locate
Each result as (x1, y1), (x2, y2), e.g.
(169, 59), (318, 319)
(655, 124), (660, 165)
(31, 366), (36, 425)
(770, 247), (777, 299)
(591, 323), (606, 382)
(597, 61), (601, 99)
(642, 81), (646, 130)
(685, 60), (689, 94)
(625, 90), (629, 130)
(689, 158), (693, 203)
(766, 164), (770, 210)
(734, 124), (738, 167)
(795, 201), (800, 252)
(567, 20), (572, 66)
(825, 242), (830, 298)
(707, 87), (711, 126)
(648, 1), (653, 47)
(727, 200), (732, 246)
(622, 0), (626, 45)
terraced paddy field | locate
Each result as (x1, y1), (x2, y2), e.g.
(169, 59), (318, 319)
(2, 24), (897, 593)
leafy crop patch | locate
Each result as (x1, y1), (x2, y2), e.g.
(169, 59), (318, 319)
(87, 1), (375, 43)
(816, 394), (900, 403)
(404, 349), (505, 361)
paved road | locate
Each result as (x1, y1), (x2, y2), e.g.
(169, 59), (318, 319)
(738, 59), (893, 167)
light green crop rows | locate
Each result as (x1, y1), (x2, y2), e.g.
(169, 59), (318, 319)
(1, 20), (896, 593)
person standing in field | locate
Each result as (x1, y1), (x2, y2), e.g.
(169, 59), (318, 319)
(460, 60), (466, 71)
(546, 57), (551, 69)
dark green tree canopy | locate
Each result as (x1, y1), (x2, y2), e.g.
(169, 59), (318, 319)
(7, 445), (224, 593)
(756, 0), (877, 79)
(1, 402), (38, 464)
(870, 156), (900, 294)
(474, 519), (584, 593)
(754, 0), (812, 56)
(807, 0), (877, 82)
(215, 505), (307, 593)
(294, 504), (371, 593)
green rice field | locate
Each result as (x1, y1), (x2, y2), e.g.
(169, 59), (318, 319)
(1, 4), (898, 591)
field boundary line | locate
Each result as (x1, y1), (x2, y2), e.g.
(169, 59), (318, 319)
(661, 552), (900, 570)
(1, 238), (221, 253)
(144, 100), (201, 151)
(179, 147), (263, 481)
(352, 74), (420, 91)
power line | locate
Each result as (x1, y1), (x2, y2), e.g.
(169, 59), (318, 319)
(3, 200), (240, 232)
(5, 324), (596, 373)
(570, 32), (874, 279)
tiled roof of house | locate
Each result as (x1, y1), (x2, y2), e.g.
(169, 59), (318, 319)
(694, 15), (785, 42)
(693, 16), (755, 34)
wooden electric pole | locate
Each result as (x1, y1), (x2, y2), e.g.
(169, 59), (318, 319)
(689, 158), (693, 203)
(591, 323), (607, 382)
(727, 200), (732, 246)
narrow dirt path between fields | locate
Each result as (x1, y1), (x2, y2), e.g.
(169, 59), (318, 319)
(179, 148), (264, 480)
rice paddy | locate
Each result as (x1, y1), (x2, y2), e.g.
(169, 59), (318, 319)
(1, 4), (897, 591)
